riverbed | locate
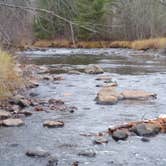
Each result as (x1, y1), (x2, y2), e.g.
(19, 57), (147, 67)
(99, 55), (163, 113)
(0, 48), (166, 166)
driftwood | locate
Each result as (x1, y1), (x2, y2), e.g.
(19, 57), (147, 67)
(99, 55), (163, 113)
(108, 117), (166, 134)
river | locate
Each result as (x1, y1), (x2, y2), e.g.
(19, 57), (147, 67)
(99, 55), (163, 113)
(0, 48), (166, 166)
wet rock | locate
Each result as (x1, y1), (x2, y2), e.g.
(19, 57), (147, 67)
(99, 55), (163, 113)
(131, 123), (161, 137)
(141, 137), (150, 142)
(43, 120), (64, 128)
(96, 87), (122, 105)
(2, 118), (24, 127)
(10, 95), (30, 108)
(68, 70), (81, 75)
(0, 110), (11, 120)
(47, 155), (58, 166)
(105, 82), (118, 87)
(78, 149), (96, 157)
(19, 110), (32, 117)
(29, 92), (38, 97)
(112, 130), (128, 141)
(34, 106), (44, 112)
(53, 76), (64, 81)
(42, 75), (53, 81)
(72, 161), (79, 166)
(26, 147), (50, 158)
(48, 99), (64, 105)
(29, 80), (39, 88)
(85, 65), (104, 74)
(93, 136), (109, 145)
(121, 90), (157, 100)
(96, 75), (112, 81)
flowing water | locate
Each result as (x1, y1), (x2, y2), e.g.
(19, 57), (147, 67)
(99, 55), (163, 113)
(0, 48), (166, 166)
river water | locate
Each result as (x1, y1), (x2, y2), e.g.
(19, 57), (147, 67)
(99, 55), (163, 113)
(0, 48), (166, 166)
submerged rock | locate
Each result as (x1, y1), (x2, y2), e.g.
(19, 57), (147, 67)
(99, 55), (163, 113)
(26, 147), (50, 158)
(96, 87), (122, 105)
(131, 123), (161, 137)
(93, 136), (109, 145)
(2, 118), (24, 127)
(0, 110), (11, 120)
(112, 130), (128, 141)
(85, 65), (104, 74)
(43, 120), (64, 128)
(121, 90), (157, 100)
(78, 149), (96, 157)
(68, 70), (81, 75)
(34, 106), (44, 112)
(141, 137), (150, 142)
(96, 75), (112, 81)
(47, 155), (58, 166)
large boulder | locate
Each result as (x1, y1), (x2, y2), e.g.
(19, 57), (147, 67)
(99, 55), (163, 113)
(85, 65), (104, 74)
(0, 111), (11, 120)
(96, 87), (122, 105)
(131, 123), (161, 137)
(2, 118), (24, 127)
(121, 90), (157, 100)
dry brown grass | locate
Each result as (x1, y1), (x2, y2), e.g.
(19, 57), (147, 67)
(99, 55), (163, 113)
(0, 49), (23, 99)
(32, 38), (166, 50)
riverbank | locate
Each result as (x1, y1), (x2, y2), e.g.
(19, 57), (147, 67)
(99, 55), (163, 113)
(31, 38), (166, 51)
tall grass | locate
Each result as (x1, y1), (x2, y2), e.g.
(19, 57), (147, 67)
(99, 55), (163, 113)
(0, 49), (23, 99)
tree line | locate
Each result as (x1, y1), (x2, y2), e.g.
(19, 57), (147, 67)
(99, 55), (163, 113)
(0, 0), (166, 46)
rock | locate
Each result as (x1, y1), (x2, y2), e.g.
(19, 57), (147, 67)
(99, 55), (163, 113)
(29, 80), (39, 88)
(34, 106), (44, 112)
(68, 70), (81, 75)
(2, 118), (24, 127)
(131, 123), (161, 137)
(112, 130), (128, 141)
(19, 110), (32, 116)
(42, 75), (53, 81)
(53, 76), (64, 81)
(93, 136), (109, 145)
(29, 92), (38, 97)
(10, 95), (30, 108)
(0, 110), (11, 120)
(48, 99), (64, 105)
(96, 75), (112, 81)
(121, 90), (157, 100)
(26, 147), (50, 158)
(96, 87), (122, 105)
(106, 82), (118, 87)
(78, 149), (96, 157)
(72, 161), (79, 166)
(47, 155), (58, 166)
(43, 120), (64, 128)
(141, 137), (150, 142)
(85, 65), (104, 74)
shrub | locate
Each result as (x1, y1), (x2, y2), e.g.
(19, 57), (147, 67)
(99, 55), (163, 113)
(0, 49), (23, 99)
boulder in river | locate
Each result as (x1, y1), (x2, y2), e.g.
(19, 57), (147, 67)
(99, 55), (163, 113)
(131, 123), (161, 137)
(2, 118), (24, 127)
(26, 147), (50, 158)
(0, 110), (11, 120)
(112, 129), (128, 141)
(43, 120), (64, 128)
(121, 90), (157, 100)
(68, 70), (81, 75)
(85, 65), (104, 74)
(96, 87), (122, 105)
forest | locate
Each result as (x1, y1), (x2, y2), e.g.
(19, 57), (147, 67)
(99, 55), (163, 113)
(0, 1), (166, 166)
(0, 0), (166, 48)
